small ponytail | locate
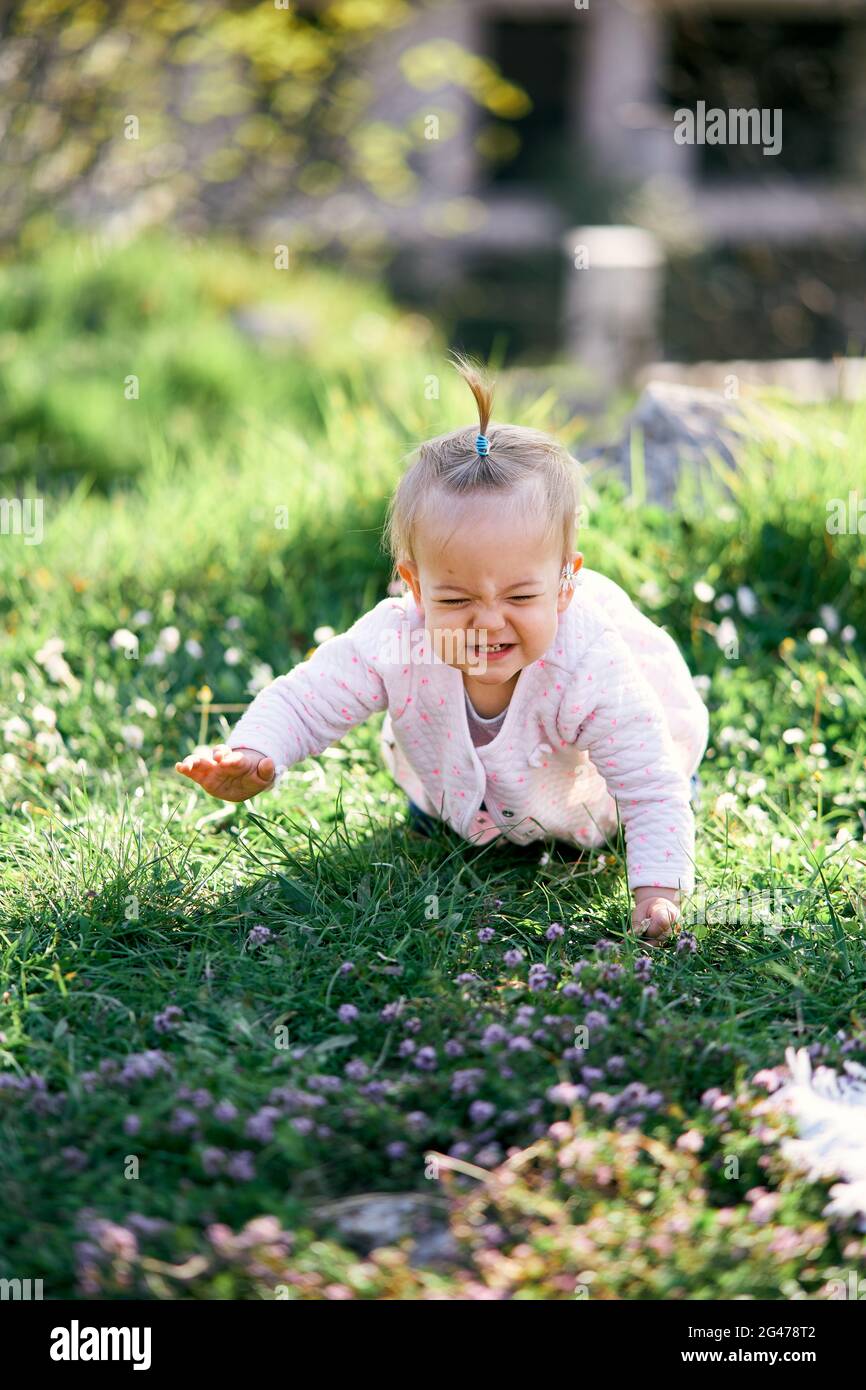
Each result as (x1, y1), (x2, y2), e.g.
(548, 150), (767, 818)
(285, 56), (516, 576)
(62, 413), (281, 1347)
(448, 351), (495, 438)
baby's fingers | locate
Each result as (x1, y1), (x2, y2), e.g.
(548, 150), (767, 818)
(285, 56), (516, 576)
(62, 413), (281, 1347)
(175, 751), (217, 780)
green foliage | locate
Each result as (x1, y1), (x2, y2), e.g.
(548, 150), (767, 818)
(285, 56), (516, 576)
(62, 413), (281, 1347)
(1, 233), (865, 1299)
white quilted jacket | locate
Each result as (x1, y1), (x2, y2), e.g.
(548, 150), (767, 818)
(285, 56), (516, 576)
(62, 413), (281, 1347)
(226, 568), (709, 892)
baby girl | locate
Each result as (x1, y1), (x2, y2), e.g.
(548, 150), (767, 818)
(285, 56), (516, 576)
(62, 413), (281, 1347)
(176, 357), (709, 945)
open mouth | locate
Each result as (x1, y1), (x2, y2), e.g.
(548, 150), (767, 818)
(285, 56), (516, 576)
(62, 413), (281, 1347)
(472, 642), (515, 660)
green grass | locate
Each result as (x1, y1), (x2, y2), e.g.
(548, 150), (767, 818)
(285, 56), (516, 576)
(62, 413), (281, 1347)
(1, 232), (866, 1299)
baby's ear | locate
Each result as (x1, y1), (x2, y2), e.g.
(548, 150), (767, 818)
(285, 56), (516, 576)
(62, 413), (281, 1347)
(397, 561), (423, 609)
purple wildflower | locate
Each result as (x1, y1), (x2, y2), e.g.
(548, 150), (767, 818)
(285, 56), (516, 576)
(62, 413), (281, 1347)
(152, 1006), (183, 1035)
(226, 1151), (256, 1181)
(469, 1100), (496, 1125)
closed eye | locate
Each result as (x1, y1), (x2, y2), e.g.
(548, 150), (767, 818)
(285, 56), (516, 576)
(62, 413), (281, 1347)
(438, 594), (538, 605)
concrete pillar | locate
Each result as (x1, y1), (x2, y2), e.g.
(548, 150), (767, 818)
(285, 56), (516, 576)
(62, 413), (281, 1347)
(562, 225), (664, 390)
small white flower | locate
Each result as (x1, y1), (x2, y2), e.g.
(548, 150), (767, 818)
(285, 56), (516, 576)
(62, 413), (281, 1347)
(819, 604), (840, 633)
(247, 662), (273, 695)
(158, 625), (181, 653)
(184, 638), (204, 659)
(715, 617), (738, 653)
(693, 580), (715, 603)
(809, 742), (826, 757)
(639, 579), (662, 605)
(133, 698), (157, 719)
(121, 724), (144, 749)
(841, 625), (856, 643)
(226, 616), (243, 632)
(834, 826), (856, 846)
(736, 585), (759, 617)
(2, 716), (30, 742)
(714, 792), (739, 815)
(224, 647), (242, 666)
(314, 625), (336, 644)
(143, 648), (166, 667)
(716, 593), (735, 612)
(132, 609), (152, 626)
(110, 628), (139, 657)
(782, 727), (806, 745)
(31, 703), (56, 728)
(771, 834), (792, 855)
(807, 627), (828, 646)
(692, 674), (711, 697)
(746, 778), (766, 798)
(0, 752), (20, 772)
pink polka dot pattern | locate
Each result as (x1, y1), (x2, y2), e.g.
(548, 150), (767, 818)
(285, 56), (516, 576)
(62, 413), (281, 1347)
(223, 572), (709, 894)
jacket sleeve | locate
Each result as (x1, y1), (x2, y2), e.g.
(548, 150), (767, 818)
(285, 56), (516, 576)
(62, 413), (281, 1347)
(556, 624), (697, 894)
(224, 606), (391, 774)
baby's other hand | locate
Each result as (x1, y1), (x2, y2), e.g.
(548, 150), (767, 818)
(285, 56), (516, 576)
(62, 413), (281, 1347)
(175, 744), (275, 802)
(631, 894), (680, 946)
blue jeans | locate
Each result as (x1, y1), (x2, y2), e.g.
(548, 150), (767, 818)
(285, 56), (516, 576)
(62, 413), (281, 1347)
(407, 774), (702, 839)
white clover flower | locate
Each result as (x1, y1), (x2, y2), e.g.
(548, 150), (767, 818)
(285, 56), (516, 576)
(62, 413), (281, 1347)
(841, 625), (856, 643)
(143, 648), (166, 667)
(224, 647), (242, 666)
(0, 752), (20, 772)
(716, 593), (734, 612)
(2, 716), (29, 742)
(771, 834), (792, 855)
(746, 778), (767, 798)
(314, 625), (336, 644)
(247, 662), (273, 695)
(819, 605), (840, 633)
(121, 724), (144, 749)
(158, 625), (181, 653)
(715, 617), (738, 653)
(714, 792), (739, 815)
(809, 742), (826, 757)
(132, 609), (152, 626)
(184, 638), (204, 659)
(133, 698), (157, 719)
(744, 803), (769, 826)
(226, 616), (243, 632)
(35, 637), (75, 686)
(693, 580), (715, 603)
(638, 579), (662, 605)
(110, 628), (139, 657)
(736, 585), (759, 617)
(782, 727), (806, 745)
(807, 627), (828, 646)
(31, 703), (56, 728)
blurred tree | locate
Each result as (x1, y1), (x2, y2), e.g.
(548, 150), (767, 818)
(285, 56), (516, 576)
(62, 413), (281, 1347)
(0, 0), (530, 255)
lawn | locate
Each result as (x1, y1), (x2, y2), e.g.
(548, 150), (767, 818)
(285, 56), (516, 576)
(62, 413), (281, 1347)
(1, 233), (865, 1299)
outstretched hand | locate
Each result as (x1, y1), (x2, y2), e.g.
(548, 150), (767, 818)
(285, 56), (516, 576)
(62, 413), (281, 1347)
(175, 744), (275, 802)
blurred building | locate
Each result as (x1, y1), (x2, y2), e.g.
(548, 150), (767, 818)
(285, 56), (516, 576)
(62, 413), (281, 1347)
(354, 0), (866, 364)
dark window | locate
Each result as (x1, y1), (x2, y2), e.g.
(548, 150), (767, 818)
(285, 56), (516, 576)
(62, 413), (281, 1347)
(482, 19), (573, 191)
(660, 16), (847, 179)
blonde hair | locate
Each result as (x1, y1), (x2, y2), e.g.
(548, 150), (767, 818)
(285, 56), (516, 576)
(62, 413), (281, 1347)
(382, 353), (582, 583)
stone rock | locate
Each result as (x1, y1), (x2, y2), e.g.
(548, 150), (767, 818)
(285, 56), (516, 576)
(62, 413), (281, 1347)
(580, 380), (791, 508)
(310, 1191), (459, 1265)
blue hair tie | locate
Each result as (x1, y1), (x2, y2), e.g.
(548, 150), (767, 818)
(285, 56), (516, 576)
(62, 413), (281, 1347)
(475, 434), (490, 456)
